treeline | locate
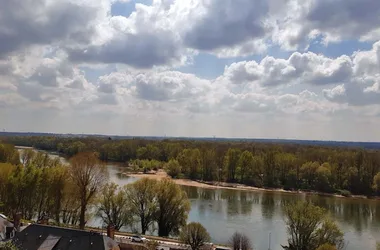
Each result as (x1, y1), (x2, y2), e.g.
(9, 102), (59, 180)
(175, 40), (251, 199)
(2, 136), (380, 196)
(0, 144), (191, 237)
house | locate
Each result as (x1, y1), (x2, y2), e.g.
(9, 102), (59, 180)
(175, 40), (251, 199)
(13, 224), (120, 250)
(0, 213), (15, 241)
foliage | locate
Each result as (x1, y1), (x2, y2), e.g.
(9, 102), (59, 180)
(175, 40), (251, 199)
(180, 222), (210, 250)
(4, 136), (380, 196)
(0, 241), (19, 250)
(315, 244), (337, 250)
(155, 178), (191, 236)
(282, 201), (344, 250)
(229, 232), (252, 250)
(125, 178), (158, 234)
(97, 183), (130, 230)
(0, 143), (191, 236)
(69, 152), (108, 229)
(372, 172), (380, 194)
(146, 240), (159, 250)
(130, 159), (163, 173)
(166, 159), (181, 178)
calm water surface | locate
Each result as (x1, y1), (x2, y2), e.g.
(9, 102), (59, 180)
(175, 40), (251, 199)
(108, 165), (380, 250)
(18, 149), (380, 250)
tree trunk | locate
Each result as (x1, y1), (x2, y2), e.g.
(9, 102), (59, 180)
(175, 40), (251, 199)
(79, 200), (86, 229)
(141, 216), (146, 235)
(158, 221), (169, 237)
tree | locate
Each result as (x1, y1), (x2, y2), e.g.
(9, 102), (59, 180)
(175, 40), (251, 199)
(315, 244), (337, 250)
(180, 222), (210, 250)
(237, 151), (254, 184)
(125, 178), (158, 234)
(229, 232), (252, 250)
(372, 172), (380, 194)
(155, 178), (191, 236)
(282, 201), (344, 250)
(166, 159), (182, 178)
(224, 149), (241, 182)
(97, 183), (130, 230)
(69, 152), (108, 229)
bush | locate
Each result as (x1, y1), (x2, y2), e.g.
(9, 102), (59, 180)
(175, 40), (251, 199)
(337, 190), (351, 197)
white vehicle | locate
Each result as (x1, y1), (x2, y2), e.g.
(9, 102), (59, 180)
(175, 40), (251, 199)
(131, 235), (146, 243)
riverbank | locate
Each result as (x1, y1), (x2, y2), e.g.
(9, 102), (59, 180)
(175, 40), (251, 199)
(126, 171), (374, 200)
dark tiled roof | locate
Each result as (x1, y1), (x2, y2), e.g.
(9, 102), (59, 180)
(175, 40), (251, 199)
(13, 224), (119, 250)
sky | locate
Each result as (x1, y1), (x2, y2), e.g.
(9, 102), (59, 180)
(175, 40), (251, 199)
(0, 0), (380, 141)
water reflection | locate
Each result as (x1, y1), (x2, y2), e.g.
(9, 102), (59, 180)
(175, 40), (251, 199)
(179, 185), (380, 250)
(261, 194), (275, 219)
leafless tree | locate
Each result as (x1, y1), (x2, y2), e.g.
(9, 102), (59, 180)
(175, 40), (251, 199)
(229, 232), (252, 250)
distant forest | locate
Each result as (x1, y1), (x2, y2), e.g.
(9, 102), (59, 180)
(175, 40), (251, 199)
(2, 134), (380, 197)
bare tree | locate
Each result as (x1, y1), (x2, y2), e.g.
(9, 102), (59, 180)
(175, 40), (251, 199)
(180, 222), (210, 250)
(229, 232), (252, 250)
(69, 152), (108, 229)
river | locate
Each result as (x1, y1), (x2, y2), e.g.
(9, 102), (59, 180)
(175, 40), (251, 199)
(16, 149), (380, 250)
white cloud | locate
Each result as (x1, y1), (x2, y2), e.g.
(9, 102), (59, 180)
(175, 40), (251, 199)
(223, 52), (353, 86)
(272, 0), (380, 49)
(1, 0), (380, 140)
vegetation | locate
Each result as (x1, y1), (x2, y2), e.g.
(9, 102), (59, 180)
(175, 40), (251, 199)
(229, 232), (252, 250)
(69, 152), (108, 229)
(0, 143), (191, 236)
(180, 222), (210, 250)
(97, 183), (130, 230)
(3, 136), (380, 196)
(0, 241), (19, 250)
(315, 244), (337, 250)
(282, 201), (344, 250)
(0, 140), (357, 250)
(155, 178), (191, 236)
(125, 178), (158, 234)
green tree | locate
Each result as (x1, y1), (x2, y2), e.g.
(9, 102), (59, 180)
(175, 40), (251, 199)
(224, 148), (241, 182)
(69, 152), (108, 229)
(200, 149), (217, 181)
(166, 159), (182, 178)
(372, 172), (380, 194)
(97, 183), (130, 230)
(125, 178), (158, 234)
(155, 178), (191, 236)
(237, 151), (254, 184)
(263, 151), (278, 187)
(180, 222), (210, 250)
(315, 163), (333, 193)
(282, 201), (344, 250)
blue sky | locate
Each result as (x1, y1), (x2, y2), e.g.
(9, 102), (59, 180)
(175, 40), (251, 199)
(1, 0), (380, 141)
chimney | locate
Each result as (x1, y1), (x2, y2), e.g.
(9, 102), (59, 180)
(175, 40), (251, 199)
(13, 212), (21, 232)
(107, 224), (115, 240)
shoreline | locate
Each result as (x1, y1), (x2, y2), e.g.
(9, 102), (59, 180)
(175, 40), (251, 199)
(126, 172), (376, 200)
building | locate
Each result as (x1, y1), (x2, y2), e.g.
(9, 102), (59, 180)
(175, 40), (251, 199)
(0, 213), (15, 241)
(13, 224), (120, 250)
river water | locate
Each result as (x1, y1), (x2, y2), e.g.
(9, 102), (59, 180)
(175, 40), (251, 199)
(16, 149), (380, 250)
